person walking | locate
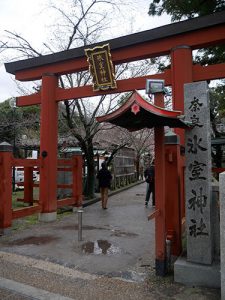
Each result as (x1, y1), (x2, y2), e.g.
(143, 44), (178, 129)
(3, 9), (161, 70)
(144, 163), (155, 207)
(97, 162), (112, 209)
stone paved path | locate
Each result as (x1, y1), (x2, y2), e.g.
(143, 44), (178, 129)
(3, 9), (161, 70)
(0, 183), (220, 299)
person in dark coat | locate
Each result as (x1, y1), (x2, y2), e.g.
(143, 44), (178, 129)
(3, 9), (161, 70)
(97, 162), (112, 209)
(144, 163), (155, 207)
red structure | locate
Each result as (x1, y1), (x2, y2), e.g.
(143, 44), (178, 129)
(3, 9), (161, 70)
(97, 90), (190, 274)
(0, 142), (82, 230)
(4, 11), (225, 274)
(96, 91), (188, 130)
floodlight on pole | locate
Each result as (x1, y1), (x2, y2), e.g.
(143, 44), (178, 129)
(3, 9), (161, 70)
(9, 97), (17, 109)
(145, 79), (165, 95)
(9, 97), (17, 192)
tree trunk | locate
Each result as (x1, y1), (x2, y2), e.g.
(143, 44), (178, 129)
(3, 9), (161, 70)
(83, 141), (96, 199)
(136, 154), (140, 180)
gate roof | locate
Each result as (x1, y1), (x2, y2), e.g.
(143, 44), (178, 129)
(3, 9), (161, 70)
(96, 91), (189, 131)
(4, 11), (225, 77)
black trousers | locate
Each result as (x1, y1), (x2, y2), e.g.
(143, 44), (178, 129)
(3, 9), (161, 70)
(145, 183), (155, 205)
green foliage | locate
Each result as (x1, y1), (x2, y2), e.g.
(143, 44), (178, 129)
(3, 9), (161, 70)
(21, 105), (40, 118)
(148, 0), (225, 167)
(148, 0), (225, 21)
(11, 190), (39, 231)
(148, 0), (225, 66)
(210, 82), (225, 121)
(12, 214), (39, 231)
(195, 45), (225, 66)
(0, 99), (21, 144)
(12, 190), (25, 209)
(148, 0), (225, 99)
(0, 99), (40, 147)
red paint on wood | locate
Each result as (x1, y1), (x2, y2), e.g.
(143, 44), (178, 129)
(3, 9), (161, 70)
(148, 209), (160, 221)
(39, 74), (58, 213)
(15, 25), (225, 81)
(17, 72), (171, 106)
(154, 93), (166, 263)
(12, 205), (41, 219)
(12, 158), (41, 167)
(171, 46), (193, 223)
(165, 144), (182, 256)
(0, 151), (13, 229)
(57, 198), (76, 208)
(193, 63), (225, 81)
(23, 167), (34, 204)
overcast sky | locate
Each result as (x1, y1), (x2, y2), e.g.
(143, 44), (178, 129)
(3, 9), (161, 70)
(0, 0), (171, 102)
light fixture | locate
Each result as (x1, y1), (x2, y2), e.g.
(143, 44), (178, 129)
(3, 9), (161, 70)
(145, 79), (165, 95)
(9, 97), (17, 108)
(9, 97), (17, 192)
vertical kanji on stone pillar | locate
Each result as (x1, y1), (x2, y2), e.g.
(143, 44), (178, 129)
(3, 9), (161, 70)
(184, 81), (212, 264)
(39, 73), (58, 222)
(0, 142), (13, 232)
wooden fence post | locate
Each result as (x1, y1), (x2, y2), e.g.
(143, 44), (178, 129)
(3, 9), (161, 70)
(24, 166), (34, 205)
(0, 142), (13, 233)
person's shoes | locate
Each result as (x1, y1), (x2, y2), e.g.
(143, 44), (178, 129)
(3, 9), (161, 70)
(103, 207), (107, 210)
(145, 202), (148, 207)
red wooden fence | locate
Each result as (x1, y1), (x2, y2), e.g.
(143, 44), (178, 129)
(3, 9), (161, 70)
(0, 144), (83, 231)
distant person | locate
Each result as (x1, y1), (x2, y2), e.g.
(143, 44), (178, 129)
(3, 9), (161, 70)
(139, 164), (144, 180)
(144, 163), (155, 207)
(97, 162), (112, 209)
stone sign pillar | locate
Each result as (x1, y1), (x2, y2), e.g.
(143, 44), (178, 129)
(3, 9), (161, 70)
(184, 81), (212, 264)
(220, 172), (225, 299)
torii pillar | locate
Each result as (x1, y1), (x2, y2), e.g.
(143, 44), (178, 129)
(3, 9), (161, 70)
(154, 93), (166, 275)
(39, 73), (58, 222)
(171, 46), (193, 220)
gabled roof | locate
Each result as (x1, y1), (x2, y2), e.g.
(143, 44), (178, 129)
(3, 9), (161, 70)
(96, 91), (189, 131)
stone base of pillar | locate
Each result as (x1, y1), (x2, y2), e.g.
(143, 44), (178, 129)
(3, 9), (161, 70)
(38, 212), (57, 222)
(174, 256), (220, 288)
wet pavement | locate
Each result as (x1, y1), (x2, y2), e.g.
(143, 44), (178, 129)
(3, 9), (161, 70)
(0, 183), (221, 299)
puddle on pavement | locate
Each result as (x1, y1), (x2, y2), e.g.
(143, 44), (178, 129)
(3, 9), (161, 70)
(6, 235), (59, 246)
(61, 225), (105, 230)
(110, 229), (138, 237)
(82, 240), (122, 255)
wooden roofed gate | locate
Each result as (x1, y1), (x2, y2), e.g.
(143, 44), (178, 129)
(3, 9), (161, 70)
(2, 11), (225, 277)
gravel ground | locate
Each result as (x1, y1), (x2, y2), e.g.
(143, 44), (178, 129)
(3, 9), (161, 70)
(0, 254), (220, 300)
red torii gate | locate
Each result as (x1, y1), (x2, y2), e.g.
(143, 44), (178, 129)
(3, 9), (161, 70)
(4, 11), (225, 274)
